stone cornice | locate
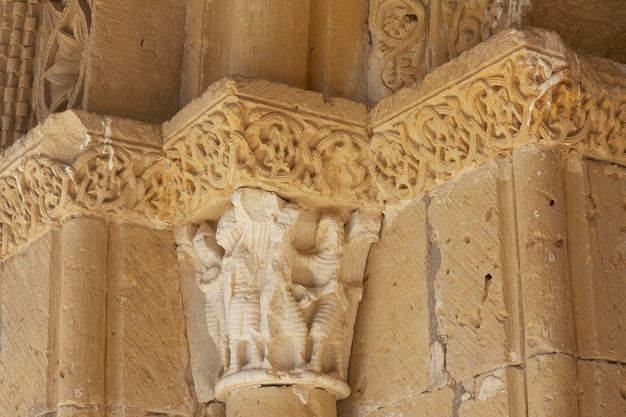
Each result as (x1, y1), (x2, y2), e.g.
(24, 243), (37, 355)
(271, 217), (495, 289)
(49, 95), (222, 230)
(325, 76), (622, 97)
(1, 28), (625, 256)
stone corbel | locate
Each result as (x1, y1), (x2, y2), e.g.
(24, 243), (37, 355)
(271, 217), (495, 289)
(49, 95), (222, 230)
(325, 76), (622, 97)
(176, 188), (380, 411)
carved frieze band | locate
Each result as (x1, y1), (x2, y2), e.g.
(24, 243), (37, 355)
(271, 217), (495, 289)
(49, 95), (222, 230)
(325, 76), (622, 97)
(0, 130), (163, 255)
(176, 188), (381, 400)
(372, 44), (626, 201)
(1, 30), (626, 256)
(163, 91), (375, 221)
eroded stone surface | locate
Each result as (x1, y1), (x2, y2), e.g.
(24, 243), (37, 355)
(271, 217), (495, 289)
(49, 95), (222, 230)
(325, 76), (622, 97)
(106, 224), (195, 416)
(176, 188), (380, 403)
(338, 198), (431, 416)
(0, 232), (54, 417)
(430, 162), (509, 380)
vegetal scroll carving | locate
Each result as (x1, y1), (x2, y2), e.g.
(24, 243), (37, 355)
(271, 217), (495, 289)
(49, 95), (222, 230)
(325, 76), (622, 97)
(372, 46), (626, 201)
(177, 188), (381, 400)
(0, 142), (163, 255)
(165, 100), (373, 219)
(370, 0), (428, 95)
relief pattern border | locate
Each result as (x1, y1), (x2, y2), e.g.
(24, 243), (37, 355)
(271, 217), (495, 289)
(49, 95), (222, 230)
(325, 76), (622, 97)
(0, 126), (165, 256)
(372, 43), (626, 201)
(1, 30), (625, 256)
(163, 92), (375, 221)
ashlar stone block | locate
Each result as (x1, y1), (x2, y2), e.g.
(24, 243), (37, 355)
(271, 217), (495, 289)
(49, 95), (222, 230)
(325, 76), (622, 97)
(429, 161), (510, 381)
(0, 232), (55, 417)
(106, 224), (195, 415)
(339, 198), (431, 415)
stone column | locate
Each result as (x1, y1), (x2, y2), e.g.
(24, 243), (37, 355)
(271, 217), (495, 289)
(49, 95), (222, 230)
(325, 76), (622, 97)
(176, 188), (380, 416)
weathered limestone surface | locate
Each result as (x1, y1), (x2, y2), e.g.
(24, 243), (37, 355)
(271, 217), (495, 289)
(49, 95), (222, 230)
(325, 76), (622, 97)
(308, 0), (367, 103)
(526, 354), (578, 417)
(363, 386), (455, 417)
(0, 232), (55, 417)
(181, 0), (311, 105)
(565, 159), (626, 363)
(338, 198), (431, 416)
(54, 217), (108, 416)
(2, 6), (626, 416)
(106, 224), (195, 416)
(34, 0), (185, 124)
(430, 161), (510, 380)
(226, 387), (337, 417)
(578, 360), (626, 416)
(513, 146), (575, 358)
(457, 367), (525, 417)
(526, 0), (626, 63)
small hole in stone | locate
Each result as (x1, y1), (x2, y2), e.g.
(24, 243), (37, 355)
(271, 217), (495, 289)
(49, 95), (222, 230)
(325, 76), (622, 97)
(405, 14), (418, 22)
(549, 199), (555, 206)
(485, 273), (492, 280)
(556, 238), (565, 248)
(445, 269), (450, 275)
(464, 236), (471, 244)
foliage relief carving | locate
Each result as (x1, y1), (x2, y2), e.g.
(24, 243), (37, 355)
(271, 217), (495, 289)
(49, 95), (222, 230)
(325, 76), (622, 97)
(164, 101), (373, 218)
(0, 143), (163, 255)
(372, 50), (626, 200)
(370, 0), (428, 95)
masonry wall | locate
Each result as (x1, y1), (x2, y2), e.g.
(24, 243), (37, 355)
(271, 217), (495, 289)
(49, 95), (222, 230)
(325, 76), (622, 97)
(0, 220), (196, 416)
(339, 146), (626, 417)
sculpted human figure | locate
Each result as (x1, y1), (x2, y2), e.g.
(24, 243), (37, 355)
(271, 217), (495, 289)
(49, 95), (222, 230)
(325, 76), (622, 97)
(217, 189), (308, 374)
(293, 214), (347, 376)
(261, 205), (308, 370)
(191, 222), (228, 372)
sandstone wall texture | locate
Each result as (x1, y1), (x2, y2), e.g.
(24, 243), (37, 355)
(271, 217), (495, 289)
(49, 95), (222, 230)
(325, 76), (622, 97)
(340, 149), (626, 416)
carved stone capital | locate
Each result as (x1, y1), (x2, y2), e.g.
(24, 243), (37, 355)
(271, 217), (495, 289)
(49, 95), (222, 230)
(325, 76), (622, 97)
(176, 188), (381, 401)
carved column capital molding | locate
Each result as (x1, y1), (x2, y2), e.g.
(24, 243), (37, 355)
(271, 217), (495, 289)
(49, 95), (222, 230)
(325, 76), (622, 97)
(1, 28), (625, 257)
(163, 77), (379, 223)
(0, 110), (164, 256)
(371, 28), (626, 203)
(176, 187), (381, 402)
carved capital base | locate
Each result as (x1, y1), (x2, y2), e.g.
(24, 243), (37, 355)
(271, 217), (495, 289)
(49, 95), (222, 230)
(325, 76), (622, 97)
(176, 187), (381, 403)
(216, 369), (351, 401)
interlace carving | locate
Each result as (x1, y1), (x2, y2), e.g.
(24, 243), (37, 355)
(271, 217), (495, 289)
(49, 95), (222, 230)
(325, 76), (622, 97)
(0, 140), (163, 255)
(176, 188), (380, 400)
(370, 0), (428, 95)
(35, 0), (90, 119)
(165, 100), (373, 219)
(444, 0), (498, 59)
(372, 44), (626, 201)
